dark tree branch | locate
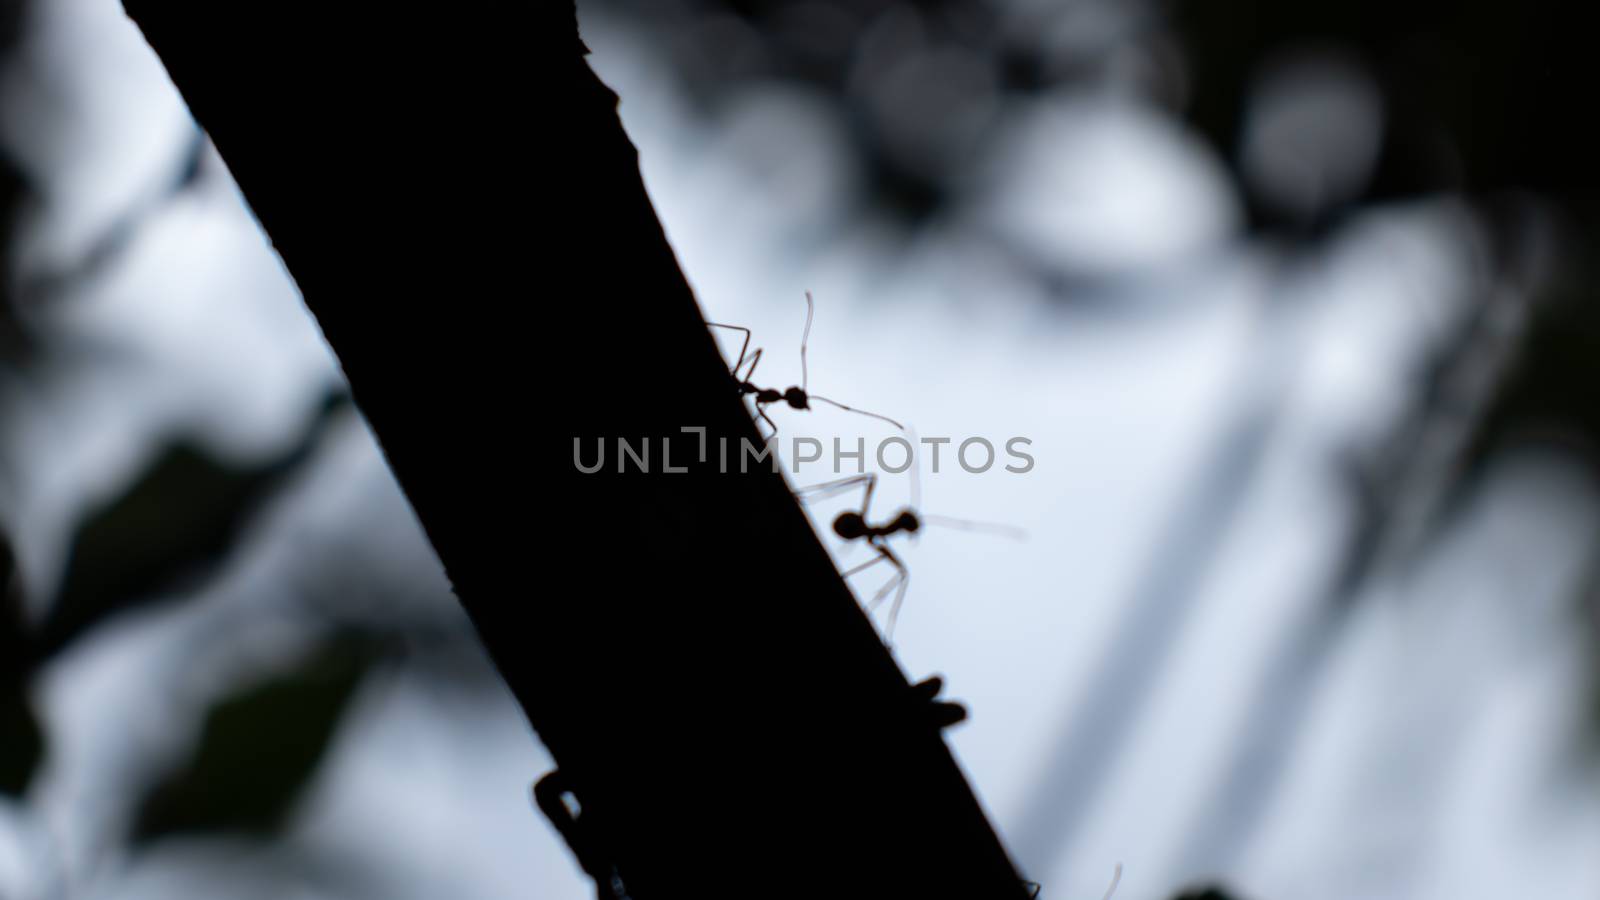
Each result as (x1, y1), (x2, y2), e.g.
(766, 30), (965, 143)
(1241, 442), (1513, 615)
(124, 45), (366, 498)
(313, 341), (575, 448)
(122, 2), (1026, 895)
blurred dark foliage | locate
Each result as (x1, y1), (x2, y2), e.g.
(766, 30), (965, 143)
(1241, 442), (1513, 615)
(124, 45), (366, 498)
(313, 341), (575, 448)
(0, 391), (356, 809)
(1175, 0), (1600, 230)
(585, 0), (1090, 223)
(1173, 0), (1600, 572)
(587, 0), (1600, 229)
(0, 150), (24, 359)
(132, 633), (378, 843)
(41, 391), (351, 657)
(0, 14), (364, 836)
(0, 533), (44, 796)
(0, 0), (40, 794)
(1463, 254), (1600, 472)
(18, 131), (210, 311)
(0, 0), (31, 364)
(0, 680), (42, 796)
(1171, 888), (1243, 900)
(0, 0), (470, 855)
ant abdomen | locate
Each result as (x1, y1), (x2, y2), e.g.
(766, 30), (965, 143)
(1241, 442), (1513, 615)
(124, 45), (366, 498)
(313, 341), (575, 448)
(782, 387), (809, 410)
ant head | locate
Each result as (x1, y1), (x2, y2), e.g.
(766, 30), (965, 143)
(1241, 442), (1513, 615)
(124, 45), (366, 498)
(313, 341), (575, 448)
(783, 387), (809, 410)
(833, 511), (867, 539)
(893, 510), (920, 534)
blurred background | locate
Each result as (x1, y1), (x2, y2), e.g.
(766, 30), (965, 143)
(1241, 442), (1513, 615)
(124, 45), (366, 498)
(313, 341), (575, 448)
(3, 0), (1600, 898)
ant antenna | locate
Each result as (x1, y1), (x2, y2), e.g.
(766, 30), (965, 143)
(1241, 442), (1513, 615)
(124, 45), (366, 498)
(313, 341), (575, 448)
(801, 290), (815, 393)
(905, 425), (1026, 540)
(1102, 863), (1123, 900)
(909, 425), (922, 513)
(919, 514), (1028, 540)
(800, 291), (905, 429)
(905, 429), (1019, 540)
(807, 395), (906, 430)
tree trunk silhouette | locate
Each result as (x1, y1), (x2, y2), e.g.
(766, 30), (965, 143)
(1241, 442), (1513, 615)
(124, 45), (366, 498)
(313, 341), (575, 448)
(122, 2), (1028, 896)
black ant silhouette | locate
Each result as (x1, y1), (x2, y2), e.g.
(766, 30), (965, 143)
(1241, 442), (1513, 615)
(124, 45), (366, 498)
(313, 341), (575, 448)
(909, 674), (968, 730)
(708, 291), (904, 439)
(797, 443), (1024, 636)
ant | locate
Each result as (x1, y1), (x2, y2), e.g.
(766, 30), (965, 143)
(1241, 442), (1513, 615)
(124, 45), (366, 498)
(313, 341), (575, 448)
(708, 291), (903, 440)
(910, 674), (968, 731)
(797, 441), (1024, 637)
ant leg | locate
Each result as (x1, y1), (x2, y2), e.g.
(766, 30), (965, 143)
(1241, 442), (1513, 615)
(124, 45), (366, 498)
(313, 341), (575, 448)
(840, 551), (888, 579)
(706, 322), (752, 374)
(866, 543), (910, 635)
(883, 569), (911, 637)
(706, 323), (767, 386)
(740, 347), (765, 384)
(866, 569), (902, 612)
(839, 550), (898, 628)
(794, 473), (877, 511)
(754, 402), (779, 444)
(807, 394), (906, 431)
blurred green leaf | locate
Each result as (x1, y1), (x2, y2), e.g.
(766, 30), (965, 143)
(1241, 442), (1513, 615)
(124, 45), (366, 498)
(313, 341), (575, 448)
(40, 394), (350, 657)
(132, 637), (372, 843)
